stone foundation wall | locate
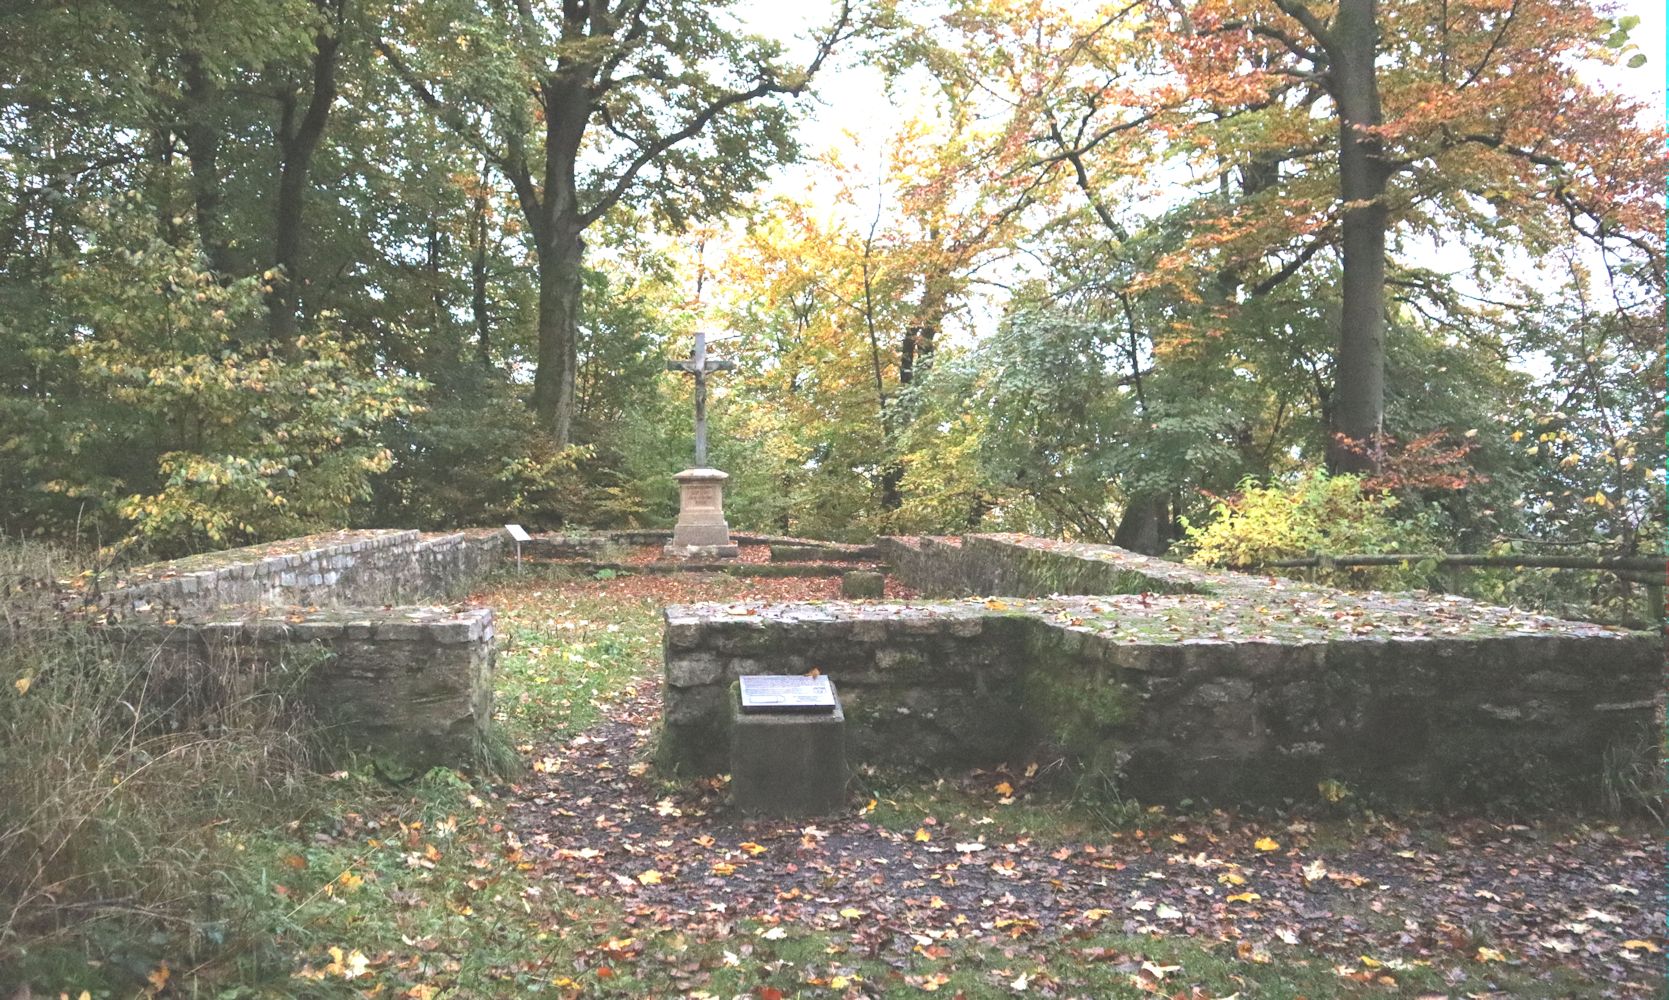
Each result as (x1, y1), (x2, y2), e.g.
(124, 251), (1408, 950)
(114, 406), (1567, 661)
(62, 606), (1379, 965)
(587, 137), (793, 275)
(879, 534), (1223, 598)
(660, 605), (1036, 775)
(107, 607), (496, 768)
(102, 529), (505, 616)
(661, 596), (1662, 811)
(543, 529), (881, 558)
(84, 529), (508, 768)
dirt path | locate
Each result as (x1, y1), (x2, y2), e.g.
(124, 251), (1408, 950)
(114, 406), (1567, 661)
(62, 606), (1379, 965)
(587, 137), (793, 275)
(503, 677), (1665, 998)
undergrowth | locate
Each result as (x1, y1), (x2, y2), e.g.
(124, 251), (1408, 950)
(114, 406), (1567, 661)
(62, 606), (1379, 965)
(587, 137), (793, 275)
(0, 541), (321, 989)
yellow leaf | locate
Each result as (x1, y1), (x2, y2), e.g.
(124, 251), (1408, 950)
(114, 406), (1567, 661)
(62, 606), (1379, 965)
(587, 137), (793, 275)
(1255, 837), (1280, 852)
(1476, 946), (1507, 962)
(740, 841), (768, 856)
(984, 598), (1008, 610)
(1622, 940), (1659, 953)
(1218, 871), (1247, 886)
(1169, 833), (1187, 844)
(995, 781), (1014, 797)
(914, 828), (932, 842)
(637, 869), (663, 885)
(341, 949), (370, 978)
(13, 676), (29, 696)
(1360, 955), (1382, 968)
(839, 907), (864, 919)
(1227, 892), (1261, 903)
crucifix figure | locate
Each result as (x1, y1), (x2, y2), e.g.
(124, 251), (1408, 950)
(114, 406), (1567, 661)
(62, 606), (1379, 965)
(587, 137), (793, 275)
(665, 330), (735, 468)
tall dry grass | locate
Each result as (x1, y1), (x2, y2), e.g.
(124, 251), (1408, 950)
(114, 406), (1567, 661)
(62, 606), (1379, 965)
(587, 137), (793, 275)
(0, 539), (317, 965)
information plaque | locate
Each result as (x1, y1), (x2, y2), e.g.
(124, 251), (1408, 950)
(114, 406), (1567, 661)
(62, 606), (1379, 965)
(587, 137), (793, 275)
(738, 674), (837, 714)
(504, 523), (532, 542)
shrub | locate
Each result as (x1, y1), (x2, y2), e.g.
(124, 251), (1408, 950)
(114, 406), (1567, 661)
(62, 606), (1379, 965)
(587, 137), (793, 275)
(1182, 470), (1432, 570)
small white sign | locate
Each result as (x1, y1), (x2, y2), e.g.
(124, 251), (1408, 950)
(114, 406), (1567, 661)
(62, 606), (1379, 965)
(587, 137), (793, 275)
(504, 523), (531, 542)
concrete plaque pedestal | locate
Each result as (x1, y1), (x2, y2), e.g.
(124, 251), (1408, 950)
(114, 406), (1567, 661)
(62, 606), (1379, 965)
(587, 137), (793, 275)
(730, 682), (848, 817)
(665, 468), (738, 559)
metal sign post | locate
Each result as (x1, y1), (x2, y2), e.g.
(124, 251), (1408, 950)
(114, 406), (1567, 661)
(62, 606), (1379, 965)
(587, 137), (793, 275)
(504, 523), (531, 570)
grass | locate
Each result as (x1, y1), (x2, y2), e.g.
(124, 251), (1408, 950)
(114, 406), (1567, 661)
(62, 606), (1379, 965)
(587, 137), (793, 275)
(2, 559), (1655, 998)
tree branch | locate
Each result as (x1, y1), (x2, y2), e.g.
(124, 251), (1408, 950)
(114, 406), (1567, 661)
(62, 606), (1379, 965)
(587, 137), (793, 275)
(1251, 232), (1331, 294)
(1455, 0), (1517, 89)
(578, 1), (853, 226)
(1268, 0), (1336, 56)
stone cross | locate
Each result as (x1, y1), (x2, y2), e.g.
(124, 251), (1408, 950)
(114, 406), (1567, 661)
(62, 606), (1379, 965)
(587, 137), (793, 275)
(666, 330), (734, 467)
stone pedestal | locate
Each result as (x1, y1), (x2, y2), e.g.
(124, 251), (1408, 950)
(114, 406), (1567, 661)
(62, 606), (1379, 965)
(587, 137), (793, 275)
(665, 467), (738, 559)
(730, 682), (849, 816)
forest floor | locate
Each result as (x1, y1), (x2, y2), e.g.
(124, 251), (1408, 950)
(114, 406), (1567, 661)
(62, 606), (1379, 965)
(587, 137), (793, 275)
(11, 567), (1664, 999)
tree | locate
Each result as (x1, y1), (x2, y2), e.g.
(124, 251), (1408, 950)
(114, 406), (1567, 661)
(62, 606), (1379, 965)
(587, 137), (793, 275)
(379, 0), (860, 445)
(1163, 0), (1665, 471)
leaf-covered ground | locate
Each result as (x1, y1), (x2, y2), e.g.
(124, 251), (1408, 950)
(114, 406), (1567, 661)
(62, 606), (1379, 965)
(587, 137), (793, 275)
(485, 569), (1664, 998)
(29, 567), (1657, 999)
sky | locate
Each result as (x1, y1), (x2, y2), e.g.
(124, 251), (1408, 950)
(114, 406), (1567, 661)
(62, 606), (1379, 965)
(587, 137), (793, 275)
(694, 0), (1668, 342)
(743, 0), (1667, 175)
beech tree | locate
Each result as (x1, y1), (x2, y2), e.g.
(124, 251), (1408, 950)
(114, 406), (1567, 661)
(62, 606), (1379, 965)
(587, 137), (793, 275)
(379, 0), (859, 444)
(1165, 0), (1665, 471)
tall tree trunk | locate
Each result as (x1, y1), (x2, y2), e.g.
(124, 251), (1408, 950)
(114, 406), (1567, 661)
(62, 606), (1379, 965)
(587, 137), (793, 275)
(427, 225), (444, 329)
(269, 27), (340, 342)
(522, 73), (590, 447)
(181, 52), (234, 275)
(1113, 495), (1167, 554)
(471, 174), (491, 365)
(531, 223), (582, 445)
(1328, 0), (1389, 473)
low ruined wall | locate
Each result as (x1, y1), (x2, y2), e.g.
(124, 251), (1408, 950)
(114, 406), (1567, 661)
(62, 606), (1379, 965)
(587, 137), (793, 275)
(879, 534), (1224, 598)
(82, 529), (507, 768)
(660, 605), (1036, 775)
(661, 595), (1662, 811)
(101, 528), (505, 616)
(107, 607), (496, 768)
(536, 530), (881, 560)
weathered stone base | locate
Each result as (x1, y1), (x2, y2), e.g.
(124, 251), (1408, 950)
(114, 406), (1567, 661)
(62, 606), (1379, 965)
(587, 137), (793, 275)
(666, 543), (740, 560)
(730, 683), (849, 816)
(665, 468), (736, 559)
(107, 607), (497, 768)
(662, 583), (1662, 811)
(841, 571), (885, 598)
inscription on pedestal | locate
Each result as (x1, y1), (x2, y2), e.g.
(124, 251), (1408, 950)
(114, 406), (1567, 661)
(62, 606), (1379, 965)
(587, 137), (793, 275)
(738, 674), (837, 714)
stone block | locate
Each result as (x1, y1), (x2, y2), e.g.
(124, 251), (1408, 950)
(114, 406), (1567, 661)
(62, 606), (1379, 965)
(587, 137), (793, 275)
(730, 683), (848, 817)
(376, 621), (429, 641)
(841, 571), (885, 599)
(667, 651), (725, 687)
(666, 684), (726, 725)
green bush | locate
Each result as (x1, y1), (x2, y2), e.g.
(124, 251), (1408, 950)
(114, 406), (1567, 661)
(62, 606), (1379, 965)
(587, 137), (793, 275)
(4, 206), (418, 557)
(1182, 470), (1432, 570)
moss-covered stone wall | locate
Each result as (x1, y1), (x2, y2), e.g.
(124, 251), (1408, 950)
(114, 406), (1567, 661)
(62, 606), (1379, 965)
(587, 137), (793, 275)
(660, 587), (1662, 811)
(878, 534), (1229, 598)
(99, 528), (505, 617)
(107, 607), (496, 768)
